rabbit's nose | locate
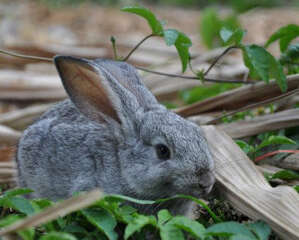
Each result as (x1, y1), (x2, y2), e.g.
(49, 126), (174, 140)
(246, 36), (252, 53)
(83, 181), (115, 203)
(198, 171), (215, 195)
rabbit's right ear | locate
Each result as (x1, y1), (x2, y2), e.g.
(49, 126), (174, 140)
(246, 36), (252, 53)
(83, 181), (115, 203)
(54, 56), (121, 124)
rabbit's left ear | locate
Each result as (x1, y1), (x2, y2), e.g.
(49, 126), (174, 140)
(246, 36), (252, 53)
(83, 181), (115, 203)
(54, 56), (159, 128)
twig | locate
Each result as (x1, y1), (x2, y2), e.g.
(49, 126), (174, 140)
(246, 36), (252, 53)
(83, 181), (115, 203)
(122, 33), (156, 61)
(0, 49), (52, 62)
(206, 87), (299, 124)
(136, 66), (254, 84)
(255, 150), (299, 163)
(204, 46), (238, 76)
(0, 48), (252, 84)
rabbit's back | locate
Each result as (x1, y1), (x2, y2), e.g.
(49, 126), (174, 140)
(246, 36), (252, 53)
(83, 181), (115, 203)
(17, 99), (120, 200)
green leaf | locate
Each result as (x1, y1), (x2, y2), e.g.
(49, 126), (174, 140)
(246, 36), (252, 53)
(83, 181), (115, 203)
(160, 223), (184, 240)
(63, 223), (87, 235)
(124, 214), (156, 240)
(280, 44), (299, 65)
(206, 222), (256, 239)
(121, 6), (163, 35)
(114, 205), (136, 223)
(3, 188), (33, 198)
(163, 29), (192, 72)
(18, 228), (35, 240)
(0, 214), (22, 228)
(246, 221), (271, 240)
(271, 170), (299, 181)
(258, 135), (296, 150)
(39, 232), (77, 240)
(265, 24), (299, 52)
(199, 8), (221, 49)
(242, 44), (287, 92)
(5, 197), (35, 215)
(220, 27), (245, 45)
(230, 234), (256, 240)
(164, 29), (179, 46)
(81, 208), (117, 240)
(31, 199), (53, 210)
(156, 195), (221, 223)
(235, 140), (254, 154)
(180, 83), (239, 104)
(171, 216), (205, 239)
(294, 185), (299, 193)
(158, 209), (172, 226)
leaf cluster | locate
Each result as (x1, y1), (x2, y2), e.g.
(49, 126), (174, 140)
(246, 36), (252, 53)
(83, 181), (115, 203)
(122, 6), (192, 72)
(0, 189), (272, 240)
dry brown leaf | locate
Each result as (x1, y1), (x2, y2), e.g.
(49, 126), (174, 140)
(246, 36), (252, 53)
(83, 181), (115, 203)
(218, 108), (299, 139)
(0, 147), (16, 162)
(0, 125), (21, 145)
(176, 74), (299, 117)
(0, 104), (53, 130)
(203, 125), (299, 240)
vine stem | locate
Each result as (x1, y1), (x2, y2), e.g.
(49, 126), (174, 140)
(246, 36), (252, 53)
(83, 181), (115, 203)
(0, 49), (52, 62)
(255, 150), (299, 163)
(204, 46), (238, 76)
(0, 48), (251, 84)
(122, 33), (156, 61)
(136, 66), (254, 84)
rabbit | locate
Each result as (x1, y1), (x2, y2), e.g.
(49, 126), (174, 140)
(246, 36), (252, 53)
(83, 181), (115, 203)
(16, 56), (215, 215)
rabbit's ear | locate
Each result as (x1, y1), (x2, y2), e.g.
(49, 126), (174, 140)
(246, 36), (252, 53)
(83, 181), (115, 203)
(54, 56), (159, 127)
(54, 56), (121, 124)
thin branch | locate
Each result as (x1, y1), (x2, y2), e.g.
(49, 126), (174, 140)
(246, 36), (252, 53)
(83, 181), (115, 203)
(0, 48), (252, 84)
(255, 150), (299, 163)
(0, 49), (52, 62)
(122, 33), (156, 61)
(206, 87), (299, 125)
(204, 46), (238, 76)
(136, 66), (254, 84)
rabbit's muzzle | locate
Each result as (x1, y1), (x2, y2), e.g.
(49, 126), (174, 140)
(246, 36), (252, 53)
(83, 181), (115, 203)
(197, 170), (215, 196)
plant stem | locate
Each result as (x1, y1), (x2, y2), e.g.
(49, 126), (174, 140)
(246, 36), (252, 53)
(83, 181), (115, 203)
(0, 49), (52, 62)
(136, 66), (253, 84)
(122, 33), (156, 61)
(110, 36), (118, 60)
(204, 46), (238, 76)
(255, 150), (299, 163)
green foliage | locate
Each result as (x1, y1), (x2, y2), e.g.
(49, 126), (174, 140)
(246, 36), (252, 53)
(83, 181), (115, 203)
(295, 186), (299, 193)
(242, 44), (287, 92)
(271, 170), (299, 181)
(121, 6), (192, 72)
(0, 188), (273, 240)
(236, 133), (296, 161)
(217, 27), (287, 92)
(257, 135), (296, 150)
(199, 8), (240, 49)
(265, 24), (299, 52)
(39, 232), (77, 240)
(206, 221), (256, 238)
(122, 6), (164, 35)
(280, 44), (299, 74)
(220, 28), (245, 46)
(246, 221), (272, 240)
(180, 83), (240, 104)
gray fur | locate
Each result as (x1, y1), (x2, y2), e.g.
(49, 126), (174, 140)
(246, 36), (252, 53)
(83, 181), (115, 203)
(17, 56), (215, 215)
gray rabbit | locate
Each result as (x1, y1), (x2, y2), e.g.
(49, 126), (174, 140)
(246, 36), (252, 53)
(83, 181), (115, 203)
(16, 56), (215, 215)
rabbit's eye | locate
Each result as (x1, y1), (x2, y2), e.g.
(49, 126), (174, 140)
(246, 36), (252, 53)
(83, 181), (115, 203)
(155, 144), (171, 160)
